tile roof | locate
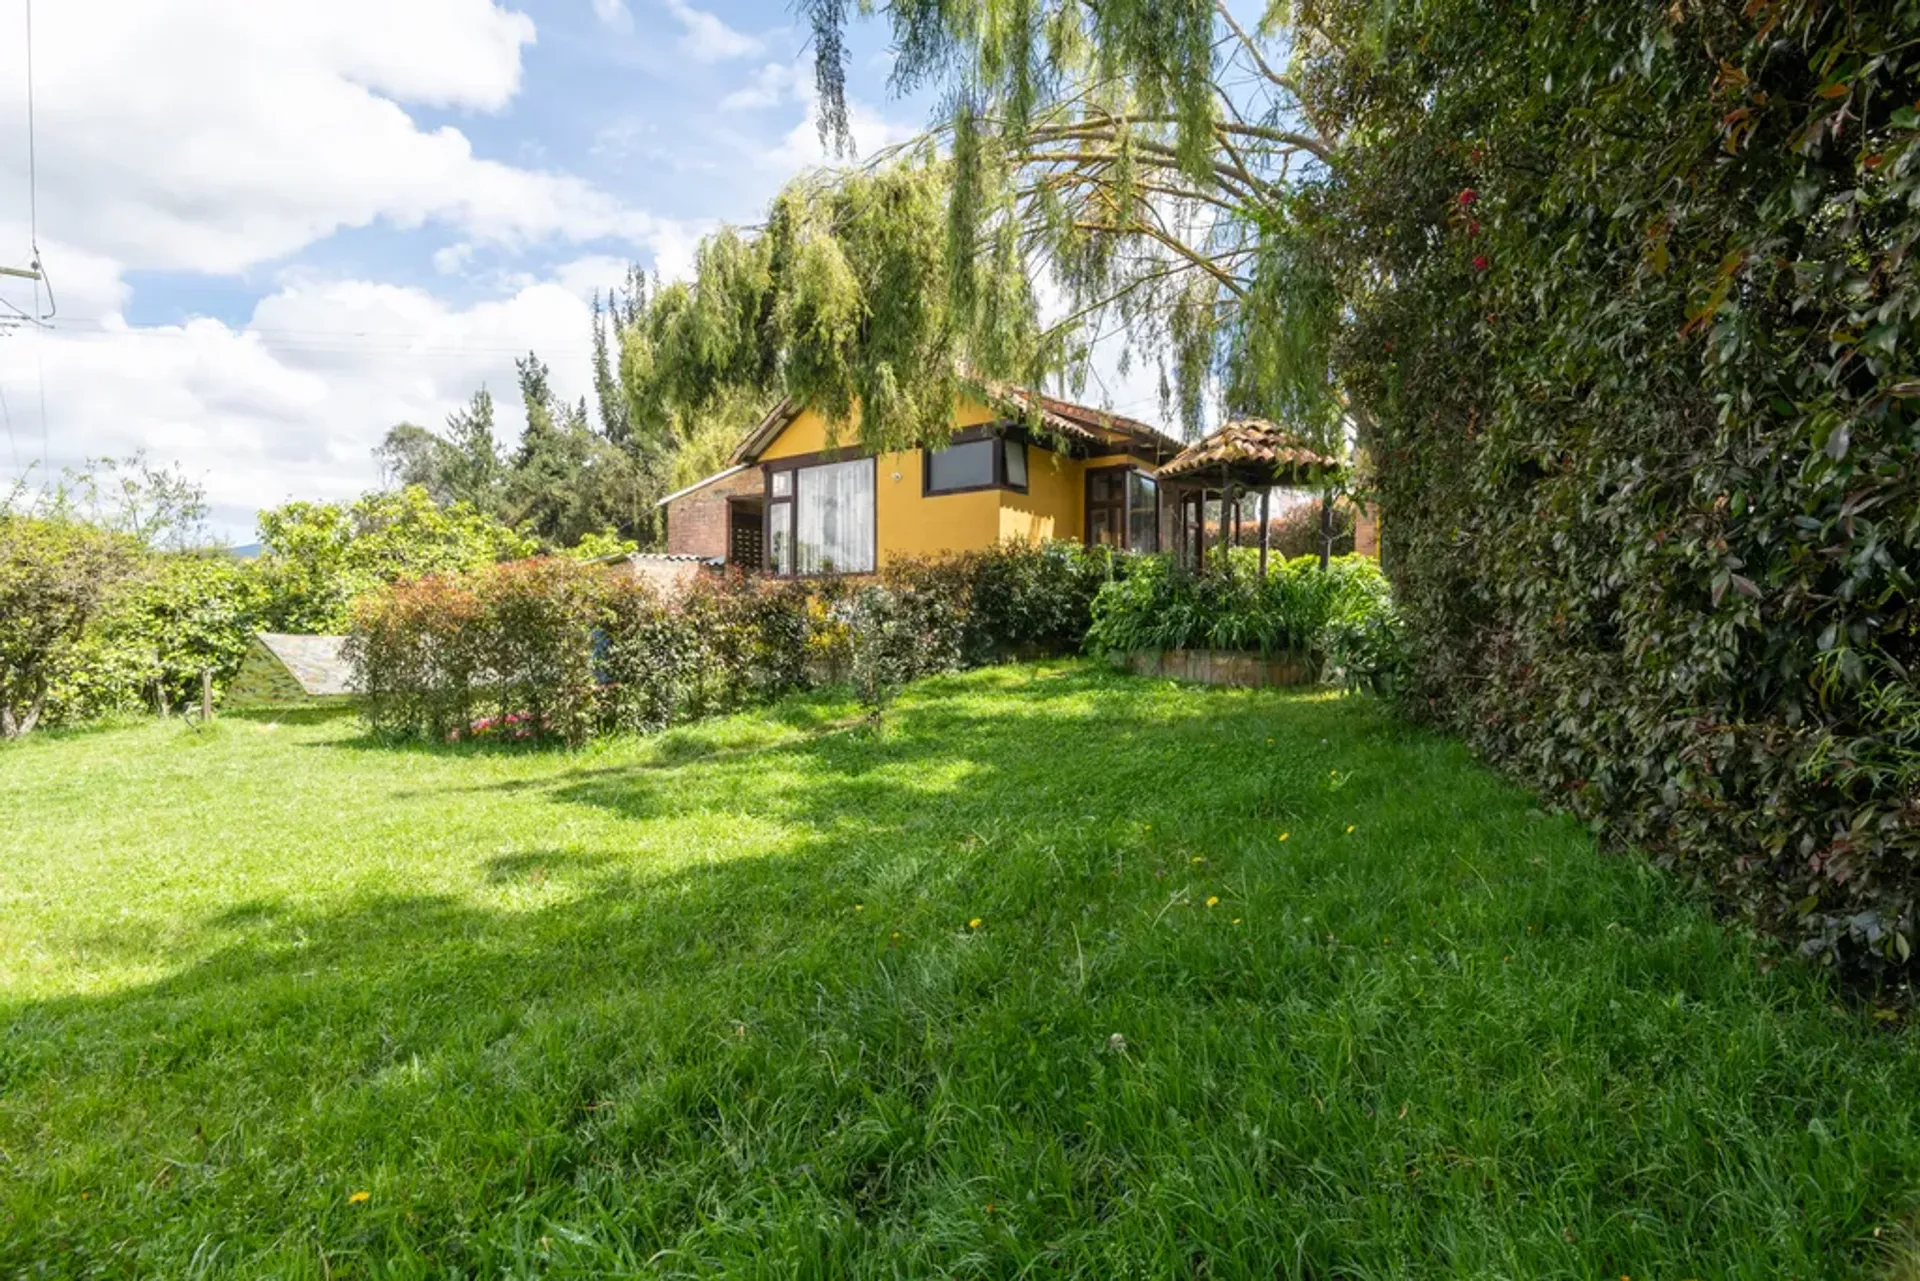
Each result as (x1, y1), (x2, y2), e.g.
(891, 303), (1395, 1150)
(724, 384), (1185, 465)
(1155, 419), (1341, 482)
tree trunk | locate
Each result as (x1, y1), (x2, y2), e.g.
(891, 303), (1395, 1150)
(18, 689), (45, 737)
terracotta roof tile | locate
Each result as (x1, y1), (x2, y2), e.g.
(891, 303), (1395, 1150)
(1156, 419), (1340, 482)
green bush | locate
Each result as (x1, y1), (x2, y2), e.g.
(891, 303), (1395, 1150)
(49, 555), (267, 722)
(0, 515), (143, 737)
(1084, 554), (1392, 669)
(349, 561), (822, 744)
(1310, 0), (1920, 982)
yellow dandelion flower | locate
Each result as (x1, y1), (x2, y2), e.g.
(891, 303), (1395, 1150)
(1266, 738), (1274, 745)
(1279, 831), (1290, 842)
(1232, 918), (1242, 925)
(1206, 896), (1220, 908)
(1345, 824), (1355, 834)
(1191, 856), (1205, 865)
(854, 904), (864, 912)
(348, 1191), (370, 1205)
(969, 918), (983, 929)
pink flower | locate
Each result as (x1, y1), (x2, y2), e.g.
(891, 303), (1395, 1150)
(1473, 254), (1490, 272)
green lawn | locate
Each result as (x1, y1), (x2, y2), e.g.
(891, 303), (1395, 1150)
(3, 663), (1917, 1278)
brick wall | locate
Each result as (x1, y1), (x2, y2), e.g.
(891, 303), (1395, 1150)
(665, 468), (764, 560)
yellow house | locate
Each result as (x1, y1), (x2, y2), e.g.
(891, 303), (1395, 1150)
(659, 387), (1185, 573)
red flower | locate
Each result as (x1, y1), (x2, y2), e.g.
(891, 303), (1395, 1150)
(1473, 254), (1490, 272)
(1458, 187), (1479, 207)
(1466, 217), (1481, 237)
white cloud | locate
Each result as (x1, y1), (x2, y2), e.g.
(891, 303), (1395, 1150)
(0, 0), (688, 275)
(762, 93), (923, 173)
(2, 267), (602, 540)
(720, 62), (802, 111)
(432, 243), (476, 275)
(663, 0), (762, 62)
(590, 0), (634, 32)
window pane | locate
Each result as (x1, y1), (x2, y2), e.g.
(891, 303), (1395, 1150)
(927, 439), (995, 492)
(1128, 472), (1158, 552)
(1090, 507), (1123, 547)
(1003, 440), (1028, 489)
(1089, 469), (1125, 503)
(796, 459), (875, 574)
(770, 470), (792, 498)
(768, 500), (792, 574)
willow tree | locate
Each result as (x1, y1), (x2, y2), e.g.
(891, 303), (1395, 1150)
(612, 160), (1063, 457)
(796, 0), (1349, 449)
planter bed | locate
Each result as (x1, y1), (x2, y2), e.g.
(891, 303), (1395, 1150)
(1110, 647), (1315, 688)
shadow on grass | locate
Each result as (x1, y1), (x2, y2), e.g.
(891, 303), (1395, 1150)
(5, 666), (1918, 1278)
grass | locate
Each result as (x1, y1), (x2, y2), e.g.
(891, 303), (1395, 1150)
(2, 661), (1918, 1278)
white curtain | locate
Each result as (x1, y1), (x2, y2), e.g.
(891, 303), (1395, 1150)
(796, 459), (875, 573)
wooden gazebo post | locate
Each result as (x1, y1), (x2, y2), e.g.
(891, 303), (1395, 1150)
(1222, 462), (1234, 571)
(1157, 420), (1342, 578)
(1258, 488), (1271, 577)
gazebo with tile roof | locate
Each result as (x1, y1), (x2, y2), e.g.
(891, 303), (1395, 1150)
(1155, 419), (1343, 575)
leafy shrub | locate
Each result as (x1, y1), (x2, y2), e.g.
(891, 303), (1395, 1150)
(0, 515), (143, 737)
(48, 555), (266, 722)
(961, 540), (1122, 658)
(1313, 0), (1920, 982)
(345, 573), (487, 742)
(1085, 554), (1392, 668)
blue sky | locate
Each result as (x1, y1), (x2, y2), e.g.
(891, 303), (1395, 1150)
(0, 0), (981, 540)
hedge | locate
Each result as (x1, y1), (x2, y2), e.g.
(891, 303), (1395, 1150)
(1315, 0), (1920, 982)
(345, 541), (1135, 743)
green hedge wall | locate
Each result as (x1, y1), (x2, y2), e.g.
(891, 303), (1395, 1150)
(1318, 1), (1919, 982)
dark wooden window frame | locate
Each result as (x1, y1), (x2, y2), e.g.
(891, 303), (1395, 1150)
(921, 423), (1032, 497)
(1085, 462), (1161, 552)
(760, 450), (879, 577)
(726, 496), (765, 569)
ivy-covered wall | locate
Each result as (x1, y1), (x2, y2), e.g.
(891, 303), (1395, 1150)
(1316, 1), (1919, 982)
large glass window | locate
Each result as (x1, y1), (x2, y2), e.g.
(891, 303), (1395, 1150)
(795, 458), (875, 574)
(925, 435), (1029, 495)
(927, 439), (995, 492)
(1128, 472), (1159, 552)
(1087, 466), (1158, 552)
(767, 499), (792, 574)
(1004, 440), (1028, 489)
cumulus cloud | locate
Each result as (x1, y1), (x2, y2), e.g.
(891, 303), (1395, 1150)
(663, 0), (762, 62)
(2, 268), (601, 539)
(0, 0), (687, 274)
(720, 62), (803, 111)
